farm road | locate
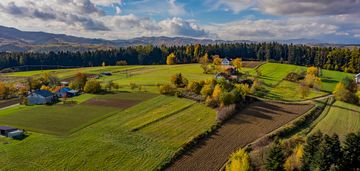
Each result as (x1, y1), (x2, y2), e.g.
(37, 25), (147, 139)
(166, 101), (314, 171)
(0, 99), (20, 110)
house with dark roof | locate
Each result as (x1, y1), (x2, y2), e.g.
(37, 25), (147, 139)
(0, 126), (24, 138)
(56, 87), (79, 98)
(27, 90), (57, 105)
(221, 58), (230, 66)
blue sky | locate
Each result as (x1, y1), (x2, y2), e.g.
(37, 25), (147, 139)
(0, 0), (360, 43)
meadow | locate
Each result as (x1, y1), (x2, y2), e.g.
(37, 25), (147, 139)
(255, 63), (354, 101)
(310, 101), (360, 141)
(0, 94), (217, 170)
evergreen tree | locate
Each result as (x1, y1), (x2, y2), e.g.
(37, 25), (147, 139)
(343, 132), (360, 169)
(266, 142), (286, 171)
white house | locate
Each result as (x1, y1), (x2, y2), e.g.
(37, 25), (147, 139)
(356, 73), (360, 84)
(27, 90), (57, 105)
(221, 58), (230, 66)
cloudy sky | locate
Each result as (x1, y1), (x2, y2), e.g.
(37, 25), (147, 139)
(1, 0), (360, 43)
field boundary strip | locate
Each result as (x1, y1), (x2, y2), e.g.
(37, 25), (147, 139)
(131, 103), (195, 132)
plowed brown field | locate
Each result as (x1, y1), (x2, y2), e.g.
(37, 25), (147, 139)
(166, 101), (314, 171)
(242, 61), (265, 68)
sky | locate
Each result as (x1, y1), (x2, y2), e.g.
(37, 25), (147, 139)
(1, 0), (360, 43)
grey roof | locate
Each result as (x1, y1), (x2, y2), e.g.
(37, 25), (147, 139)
(0, 126), (16, 131)
(356, 73), (360, 76)
(33, 90), (54, 97)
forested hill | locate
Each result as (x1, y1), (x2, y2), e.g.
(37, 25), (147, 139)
(1, 43), (359, 73)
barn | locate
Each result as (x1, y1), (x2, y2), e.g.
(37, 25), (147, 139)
(27, 90), (57, 105)
(0, 126), (24, 138)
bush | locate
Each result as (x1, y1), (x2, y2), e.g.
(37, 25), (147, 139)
(225, 149), (251, 171)
(170, 73), (188, 88)
(219, 91), (235, 106)
(201, 84), (214, 97)
(129, 83), (139, 90)
(159, 84), (176, 95)
(84, 80), (102, 94)
(205, 96), (219, 108)
(187, 81), (203, 94)
(266, 143), (286, 171)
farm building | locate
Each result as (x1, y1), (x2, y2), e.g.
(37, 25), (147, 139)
(27, 90), (57, 105)
(0, 126), (24, 138)
(56, 87), (79, 98)
(356, 73), (360, 84)
(221, 58), (230, 66)
(101, 72), (112, 76)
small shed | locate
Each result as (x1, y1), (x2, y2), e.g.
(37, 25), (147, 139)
(101, 72), (112, 76)
(0, 126), (23, 138)
(356, 73), (360, 84)
(27, 90), (57, 105)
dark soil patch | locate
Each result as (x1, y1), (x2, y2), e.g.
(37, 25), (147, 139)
(243, 61), (265, 68)
(61, 74), (97, 82)
(83, 98), (141, 109)
(0, 99), (20, 109)
(166, 101), (314, 171)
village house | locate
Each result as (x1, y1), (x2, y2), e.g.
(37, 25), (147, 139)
(27, 90), (57, 105)
(356, 73), (360, 84)
(0, 126), (24, 139)
(56, 87), (79, 98)
(221, 58), (230, 66)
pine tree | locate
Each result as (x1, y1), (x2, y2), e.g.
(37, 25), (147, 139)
(343, 132), (360, 169)
(266, 143), (285, 171)
(301, 131), (323, 171)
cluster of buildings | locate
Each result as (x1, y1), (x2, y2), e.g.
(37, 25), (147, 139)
(26, 86), (79, 105)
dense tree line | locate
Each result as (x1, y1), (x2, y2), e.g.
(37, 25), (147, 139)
(1, 43), (359, 73)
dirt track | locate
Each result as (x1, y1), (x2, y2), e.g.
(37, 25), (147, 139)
(0, 99), (20, 109)
(166, 101), (314, 171)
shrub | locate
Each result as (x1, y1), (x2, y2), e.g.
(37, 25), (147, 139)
(159, 84), (176, 95)
(187, 81), (203, 94)
(166, 53), (176, 65)
(170, 73), (188, 88)
(284, 144), (304, 171)
(129, 83), (139, 90)
(220, 91), (235, 106)
(201, 84), (214, 97)
(116, 60), (128, 66)
(205, 96), (219, 108)
(84, 80), (101, 94)
(225, 149), (251, 171)
(212, 84), (222, 99)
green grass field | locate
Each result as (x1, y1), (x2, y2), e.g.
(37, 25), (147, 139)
(0, 93), (156, 135)
(0, 94), (217, 170)
(310, 101), (360, 141)
(254, 63), (354, 100)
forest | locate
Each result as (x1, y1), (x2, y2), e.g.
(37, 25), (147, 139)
(0, 42), (359, 73)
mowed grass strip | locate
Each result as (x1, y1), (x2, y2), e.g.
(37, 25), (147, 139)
(311, 101), (360, 141)
(126, 97), (196, 131)
(0, 95), (217, 171)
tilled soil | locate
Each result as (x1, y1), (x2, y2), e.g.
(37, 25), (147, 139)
(242, 61), (265, 68)
(166, 101), (314, 171)
(83, 98), (142, 109)
(0, 99), (20, 109)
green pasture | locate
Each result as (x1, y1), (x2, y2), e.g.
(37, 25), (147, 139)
(0, 93), (154, 135)
(310, 101), (360, 141)
(0, 94), (217, 170)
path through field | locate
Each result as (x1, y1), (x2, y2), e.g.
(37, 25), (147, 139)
(166, 101), (314, 171)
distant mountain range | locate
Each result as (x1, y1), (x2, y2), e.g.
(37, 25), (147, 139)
(0, 25), (358, 52)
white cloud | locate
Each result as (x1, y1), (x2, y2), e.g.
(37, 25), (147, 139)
(206, 0), (253, 13)
(257, 0), (360, 16)
(168, 0), (186, 16)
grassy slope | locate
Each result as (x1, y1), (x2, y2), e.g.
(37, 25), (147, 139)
(310, 101), (360, 141)
(255, 63), (354, 101)
(0, 95), (217, 170)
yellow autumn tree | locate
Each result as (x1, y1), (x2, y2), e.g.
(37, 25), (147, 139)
(284, 144), (304, 171)
(333, 82), (350, 101)
(232, 58), (242, 71)
(225, 149), (251, 171)
(40, 85), (51, 91)
(307, 66), (318, 76)
(212, 84), (222, 99)
(213, 55), (222, 65)
(166, 53), (176, 65)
